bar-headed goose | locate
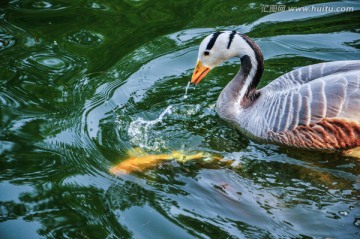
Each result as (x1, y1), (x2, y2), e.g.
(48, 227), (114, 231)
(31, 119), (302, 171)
(191, 31), (360, 153)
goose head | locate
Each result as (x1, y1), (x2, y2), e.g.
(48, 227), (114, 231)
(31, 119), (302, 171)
(191, 31), (263, 86)
(191, 31), (236, 85)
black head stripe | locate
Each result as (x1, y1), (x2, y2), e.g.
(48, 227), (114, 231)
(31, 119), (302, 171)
(206, 32), (222, 50)
(227, 31), (237, 49)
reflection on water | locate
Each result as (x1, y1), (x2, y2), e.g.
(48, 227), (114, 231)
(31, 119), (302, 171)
(1, 0), (360, 238)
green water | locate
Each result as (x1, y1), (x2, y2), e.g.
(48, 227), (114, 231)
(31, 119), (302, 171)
(1, 0), (360, 238)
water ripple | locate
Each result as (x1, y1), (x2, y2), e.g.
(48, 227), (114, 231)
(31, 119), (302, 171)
(66, 30), (104, 47)
(0, 32), (16, 51)
(86, 2), (111, 11)
(17, 49), (85, 79)
(2, 1), (360, 238)
(0, 86), (23, 108)
(9, 0), (70, 11)
(0, 21), (36, 52)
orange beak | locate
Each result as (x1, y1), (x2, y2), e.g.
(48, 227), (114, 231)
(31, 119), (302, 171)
(191, 60), (211, 85)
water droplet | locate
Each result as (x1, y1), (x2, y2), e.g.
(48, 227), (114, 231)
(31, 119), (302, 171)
(184, 81), (191, 99)
(32, 1), (53, 9)
(89, 2), (101, 9)
(66, 30), (104, 47)
(354, 218), (360, 227)
(338, 211), (349, 216)
(128, 105), (173, 150)
(87, 2), (110, 10)
(248, 3), (256, 9)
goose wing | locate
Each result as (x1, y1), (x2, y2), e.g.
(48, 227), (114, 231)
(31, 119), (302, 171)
(262, 60), (360, 132)
(264, 60), (360, 92)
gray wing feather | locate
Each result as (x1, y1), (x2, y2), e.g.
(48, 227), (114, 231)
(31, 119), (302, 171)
(264, 60), (360, 91)
(261, 60), (360, 132)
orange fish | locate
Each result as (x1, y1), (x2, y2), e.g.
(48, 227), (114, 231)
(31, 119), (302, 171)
(109, 148), (218, 175)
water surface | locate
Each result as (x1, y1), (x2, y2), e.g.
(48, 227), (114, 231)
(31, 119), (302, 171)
(1, 0), (360, 238)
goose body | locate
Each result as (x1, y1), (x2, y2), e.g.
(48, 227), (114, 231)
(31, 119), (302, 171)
(191, 31), (360, 151)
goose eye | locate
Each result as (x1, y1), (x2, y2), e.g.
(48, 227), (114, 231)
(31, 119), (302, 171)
(204, 51), (210, 56)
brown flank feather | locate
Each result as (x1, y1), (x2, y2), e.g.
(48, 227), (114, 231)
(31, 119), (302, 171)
(268, 118), (360, 150)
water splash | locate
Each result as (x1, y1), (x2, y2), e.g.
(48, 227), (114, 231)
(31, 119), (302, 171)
(128, 105), (173, 150)
(184, 81), (191, 99)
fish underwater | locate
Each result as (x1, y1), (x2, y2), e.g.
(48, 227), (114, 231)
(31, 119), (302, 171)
(108, 148), (356, 190)
(109, 148), (223, 175)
